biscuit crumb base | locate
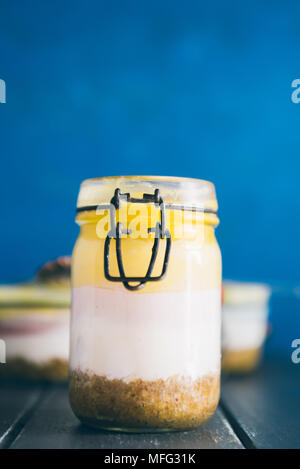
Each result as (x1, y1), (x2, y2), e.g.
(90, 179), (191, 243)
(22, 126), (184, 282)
(69, 370), (220, 431)
(0, 357), (68, 381)
(222, 347), (261, 373)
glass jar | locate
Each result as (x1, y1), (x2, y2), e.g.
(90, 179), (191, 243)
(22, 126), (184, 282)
(222, 281), (271, 373)
(0, 283), (70, 381)
(69, 176), (222, 431)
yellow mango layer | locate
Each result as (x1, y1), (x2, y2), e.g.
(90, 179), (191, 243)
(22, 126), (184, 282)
(73, 208), (221, 293)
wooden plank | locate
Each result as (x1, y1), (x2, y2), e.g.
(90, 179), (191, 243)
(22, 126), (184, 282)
(221, 359), (300, 449)
(11, 385), (243, 449)
(0, 380), (45, 448)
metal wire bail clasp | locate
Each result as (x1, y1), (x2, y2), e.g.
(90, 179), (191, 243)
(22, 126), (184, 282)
(104, 188), (171, 291)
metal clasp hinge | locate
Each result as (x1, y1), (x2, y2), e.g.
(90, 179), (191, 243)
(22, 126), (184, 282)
(104, 188), (171, 291)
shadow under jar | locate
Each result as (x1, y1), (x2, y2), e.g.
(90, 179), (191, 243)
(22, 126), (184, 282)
(69, 176), (222, 432)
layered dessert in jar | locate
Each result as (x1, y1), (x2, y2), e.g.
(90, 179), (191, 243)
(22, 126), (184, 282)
(69, 176), (222, 431)
(0, 257), (70, 381)
(222, 281), (271, 373)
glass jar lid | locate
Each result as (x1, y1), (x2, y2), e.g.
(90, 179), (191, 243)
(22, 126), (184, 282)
(223, 281), (271, 306)
(0, 283), (70, 308)
(76, 175), (218, 213)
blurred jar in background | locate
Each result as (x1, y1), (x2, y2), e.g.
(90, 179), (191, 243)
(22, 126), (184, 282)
(222, 281), (271, 373)
(0, 257), (70, 381)
(69, 176), (222, 431)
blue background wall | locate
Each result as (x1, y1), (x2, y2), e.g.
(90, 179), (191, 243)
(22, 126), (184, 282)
(0, 0), (299, 288)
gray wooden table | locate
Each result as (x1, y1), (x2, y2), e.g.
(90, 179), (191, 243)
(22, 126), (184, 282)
(0, 358), (299, 449)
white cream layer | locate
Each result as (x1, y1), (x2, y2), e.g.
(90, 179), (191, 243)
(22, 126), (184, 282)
(222, 305), (268, 351)
(3, 316), (69, 363)
(70, 286), (221, 382)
